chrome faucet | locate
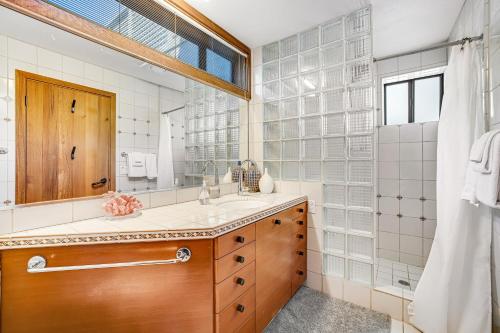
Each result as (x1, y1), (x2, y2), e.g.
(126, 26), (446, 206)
(202, 160), (220, 199)
(238, 159), (256, 196)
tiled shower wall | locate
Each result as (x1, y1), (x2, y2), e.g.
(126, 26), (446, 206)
(374, 49), (447, 267)
(0, 33), (185, 206)
(377, 122), (438, 267)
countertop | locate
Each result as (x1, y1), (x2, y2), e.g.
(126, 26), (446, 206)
(0, 193), (307, 249)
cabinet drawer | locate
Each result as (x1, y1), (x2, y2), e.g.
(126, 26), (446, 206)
(215, 286), (255, 333)
(290, 202), (307, 220)
(215, 261), (255, 313)
(215, 242), (256, 283)
(214, 224), (256, 259)
(236, 313), (256, 333)
(292, 264), (307, 295)
(292, 230), (307, 249)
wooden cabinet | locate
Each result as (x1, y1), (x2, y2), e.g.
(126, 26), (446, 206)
(0, 202), (307, 333)
(1, 240), (213, 333)
(256, 202), (308, 331)
(16, 70), (116, 204)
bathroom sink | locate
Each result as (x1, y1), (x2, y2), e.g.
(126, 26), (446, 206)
(216, 199), (269, 210)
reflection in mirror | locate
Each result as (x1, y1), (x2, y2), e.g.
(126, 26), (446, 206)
(0, 5), (247, 207)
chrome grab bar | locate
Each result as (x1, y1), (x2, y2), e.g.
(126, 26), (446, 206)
(27, 247), (192, 274)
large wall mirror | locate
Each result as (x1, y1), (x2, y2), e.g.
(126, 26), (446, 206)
(0, 6), (248, 206)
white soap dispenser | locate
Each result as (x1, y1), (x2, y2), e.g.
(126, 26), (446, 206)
(199, 180), (210, 205)
(222, 167), (232, 184)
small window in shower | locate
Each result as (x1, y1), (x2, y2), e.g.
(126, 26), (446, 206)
(383, 73), (443, 125)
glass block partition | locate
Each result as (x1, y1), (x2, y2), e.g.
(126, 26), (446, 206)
(184, 79), (241, 186)
(261, 7), (375, 285)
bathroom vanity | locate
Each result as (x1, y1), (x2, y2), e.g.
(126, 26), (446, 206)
(0, 195), (307, 333)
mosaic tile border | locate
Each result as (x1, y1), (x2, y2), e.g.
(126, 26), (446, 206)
(0, 196), (307, 249)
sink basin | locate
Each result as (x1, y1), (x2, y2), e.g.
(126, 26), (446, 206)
(216, 199), (269, 210)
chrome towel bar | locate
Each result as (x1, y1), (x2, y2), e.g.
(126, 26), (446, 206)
(27, 247), (192, 273)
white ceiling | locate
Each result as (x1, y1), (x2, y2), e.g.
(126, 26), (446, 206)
(186, 0), (466, 58)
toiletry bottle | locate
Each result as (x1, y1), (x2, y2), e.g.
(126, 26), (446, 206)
(199, 180), (210, 205)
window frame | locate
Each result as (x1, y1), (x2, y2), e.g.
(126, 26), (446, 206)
(383, 73), (444, 125)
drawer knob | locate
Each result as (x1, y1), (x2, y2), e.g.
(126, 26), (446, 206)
(236, 255), (245, 263)
(297, 220), (304, 225)
(236, 277), (245, 286)
(297, 234), (304, 239)
(298, 208), (304, 213)
(236, 304), (245, 313)
(297, 270), (304, 276)
(236, 236), (245, 243)
(297, 250), (304, 256)
(274, 219), (282, 225)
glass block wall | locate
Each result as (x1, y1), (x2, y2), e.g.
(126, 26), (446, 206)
(261, 7), (375, 285)
(184, 79), (241, 186)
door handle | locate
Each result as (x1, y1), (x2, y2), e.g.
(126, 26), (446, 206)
(92, 178), (108, 188)
(70, 146), (76, 160)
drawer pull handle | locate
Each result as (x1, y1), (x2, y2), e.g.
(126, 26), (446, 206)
(236, 277), (245, 286)
(297, 270), (304, 276)
(274, 219), (282, 225)
(26, 247), (192, 274)
(236, 304), (245, 313)
(236, 255), (245, 263)
(297, 251), (304, 256)
(297, 221), (304, 225)
(298, 208), (304, 213)
(297, 234), (304, 239)
(236, 236), (245, 243)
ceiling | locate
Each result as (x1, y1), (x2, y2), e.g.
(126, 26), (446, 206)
(185, 0), (466, 58)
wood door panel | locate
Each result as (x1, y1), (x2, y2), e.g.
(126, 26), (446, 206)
(255, 214), (292, 332)
(215, 242), (255, 283)
(214, 223), (255, 259)
(215, 260), (255, 313)
(17, 71), (116, 204)
(1, 240), (214, 333)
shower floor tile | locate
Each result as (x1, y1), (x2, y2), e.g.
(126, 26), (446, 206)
(374, 258), (423, 299)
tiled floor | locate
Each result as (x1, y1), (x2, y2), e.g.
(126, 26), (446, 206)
(375, 258), (424, 298)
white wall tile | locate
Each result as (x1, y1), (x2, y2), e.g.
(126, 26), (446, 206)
(400, 198), (422, 218)
(400, 161), (422, 180)
(423, 161), (437, 180)
(423, 219), (437, 239)
(423, 181), (436, 200)
(400, 234), (422, 256)
(399, 123), (422, 142)
(13, 202), (73, 232)
(379, 214), (399, 233)
(379, 197), (399, 215)
(400, 143), (422, 161)
(379, 231), (399, 251)
(307, 250), (322, 273)
(343, 280), (371, 308)
(379, 125), (399, 143)
(0, 209), (13, 233)
(37, 47), (62, 71)
(371, 290), (403, 320)
(73, 197), (106, 221)
(62, 56), (85, 77)
(379, 162), (399, 179)
(305, 270), (323, 291)
(422, 121), (438, 141)
(8, 38), (37, 64)
(379, 143), (400, 161)
(399, 217), (422, 236)
(423, 200), (437, 219)
(307, 226), (322, 252)
(379, 179), (399, 197)
(423, 142), (437, 160)
(399, 180), (422, 198)
(323, 275), (343, 299)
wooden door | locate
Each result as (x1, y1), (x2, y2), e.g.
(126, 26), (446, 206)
(255, 211), (293, 331)
(16, 71), (115, 204)
(1, 240), (214, 333)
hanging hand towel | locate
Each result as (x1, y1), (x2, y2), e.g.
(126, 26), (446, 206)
(145, 153), (158, 180)
(127, 152), (146, 178)
(469, 129), (500, 173)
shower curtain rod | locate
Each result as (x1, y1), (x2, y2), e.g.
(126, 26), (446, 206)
(373, 34), (483, 62)
(162, 106), (184, 114)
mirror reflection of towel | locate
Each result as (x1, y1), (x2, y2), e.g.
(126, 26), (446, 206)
(127, 152), (146, 177)
(146, 153), (158, 180)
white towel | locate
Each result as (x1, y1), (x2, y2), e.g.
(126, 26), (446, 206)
(127, 152), (146, 177)
(145, 153), (158, 180)
(469, 129), (500, 173)
(462, 131), (500, 208)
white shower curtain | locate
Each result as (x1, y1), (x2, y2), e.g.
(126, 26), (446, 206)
(157, 114), (175, 189)
(411, 42), (492, 333)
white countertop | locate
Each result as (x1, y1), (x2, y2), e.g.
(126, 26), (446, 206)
(0, 193), (307, 249)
